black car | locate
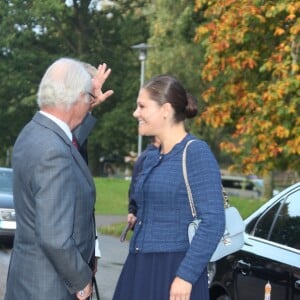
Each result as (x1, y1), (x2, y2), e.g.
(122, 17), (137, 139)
(209, 182), (300, 300)
(0, 167), (16, 241)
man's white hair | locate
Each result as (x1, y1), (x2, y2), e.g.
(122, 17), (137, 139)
(37, 57), (92, 109)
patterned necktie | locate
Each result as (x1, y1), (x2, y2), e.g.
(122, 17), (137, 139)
(72, 135), (79, 149)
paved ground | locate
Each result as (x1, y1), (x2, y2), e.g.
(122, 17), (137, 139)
(94, 214), (129, 300)
(0, 215), (128, 300)
(95, 234), (128, 300)
(0, 246), (11, 300)
(95, 214), (126, 228)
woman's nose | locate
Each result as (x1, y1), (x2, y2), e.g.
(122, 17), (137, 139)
(133, 107), (139, 118)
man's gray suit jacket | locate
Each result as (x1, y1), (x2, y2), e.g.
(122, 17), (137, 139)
(5, 112), (96, 300)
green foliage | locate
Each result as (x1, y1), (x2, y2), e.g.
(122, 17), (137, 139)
(147, 0), (203, 96)
(145, 0), (229, 163)
(0, 0), (150, 172)
(3, 0), (298, 178)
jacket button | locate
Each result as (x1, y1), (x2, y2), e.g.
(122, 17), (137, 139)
(138, 221), (142, 225)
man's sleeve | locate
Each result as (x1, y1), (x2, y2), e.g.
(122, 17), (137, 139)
(72, 113), (97, 146)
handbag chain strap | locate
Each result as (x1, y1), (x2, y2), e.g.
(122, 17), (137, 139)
(182, 140), (230, 220)
(182, 140), (197, 219)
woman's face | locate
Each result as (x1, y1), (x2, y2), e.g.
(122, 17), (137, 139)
(133, 88), (165, 136)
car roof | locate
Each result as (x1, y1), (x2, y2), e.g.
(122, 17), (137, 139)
(0, 167), (13, 172)
(222, 175), (247, 180)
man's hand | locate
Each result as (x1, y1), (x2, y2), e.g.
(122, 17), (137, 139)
(93, 257), (99, 276)
(90, 63), (114, 109)
(76, 282), (92, 300)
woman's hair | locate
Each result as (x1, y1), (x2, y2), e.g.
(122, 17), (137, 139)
(143, 75), (198, 122)
(37, 57), (92, 109)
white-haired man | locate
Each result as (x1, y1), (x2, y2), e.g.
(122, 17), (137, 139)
(5, 58), (113, 300)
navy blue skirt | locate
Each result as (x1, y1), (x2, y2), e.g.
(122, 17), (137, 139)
(112, 252), (209, 300)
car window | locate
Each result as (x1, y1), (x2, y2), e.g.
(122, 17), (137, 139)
(252, 189), (300, 250)
(222, 178), (255, 190)
(251, 201), (281, 239)
(269, 191), (300, 250)
(0, 170), (13, 193)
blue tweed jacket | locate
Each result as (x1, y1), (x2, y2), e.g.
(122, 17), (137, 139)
(129, 134), (225, 284)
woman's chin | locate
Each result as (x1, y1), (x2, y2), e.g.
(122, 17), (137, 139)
(138, 125), (154, 137)
(138, 131), (151, 137)
(138, 128), (146, 136)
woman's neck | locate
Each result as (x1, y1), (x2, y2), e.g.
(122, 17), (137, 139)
(160, 128), (187, 154)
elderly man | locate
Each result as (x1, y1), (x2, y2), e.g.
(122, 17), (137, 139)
(5, 58), (113, 300)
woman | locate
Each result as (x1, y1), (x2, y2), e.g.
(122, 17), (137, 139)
(113, 75), (225, 300)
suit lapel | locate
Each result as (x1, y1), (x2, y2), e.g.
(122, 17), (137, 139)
(32, 112), (95, 188)
(70, 145), (95, 187)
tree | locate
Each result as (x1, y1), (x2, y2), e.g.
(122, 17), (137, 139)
(145, 0), (228, 160)
(0, 0), (150, 174)
(147, 0), (203, 95)
(73, 0), (151, 174)
(194, 0), (300, 177)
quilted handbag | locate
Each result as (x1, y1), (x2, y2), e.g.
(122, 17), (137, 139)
(183, 140), (245, 262)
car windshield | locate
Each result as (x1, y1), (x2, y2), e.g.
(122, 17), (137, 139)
(0, 169), (13, 193)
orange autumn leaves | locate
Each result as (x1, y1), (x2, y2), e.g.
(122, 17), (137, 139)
(194, 0), (300, 174)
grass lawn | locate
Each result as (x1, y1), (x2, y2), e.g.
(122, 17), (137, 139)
(94, 177), (130, 215)
(94, 177), (268, 238)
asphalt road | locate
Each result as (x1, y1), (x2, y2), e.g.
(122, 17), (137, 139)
(96, 234), (128, 300)
(0, 215), (129, 300)
(0, 243), (12, 300)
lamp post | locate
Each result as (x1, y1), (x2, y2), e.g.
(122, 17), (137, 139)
(131, 43), (151, 157)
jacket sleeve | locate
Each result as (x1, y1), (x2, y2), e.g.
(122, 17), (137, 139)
(128, 152), (147, 215)
(176, 140), (225, 284)
(72, 113), (97, 146)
